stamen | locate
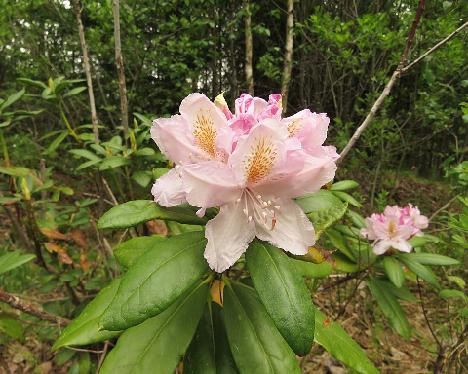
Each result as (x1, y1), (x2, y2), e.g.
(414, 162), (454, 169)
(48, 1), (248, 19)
(243, 208), (248, 215)
(248, 216), (253, 222)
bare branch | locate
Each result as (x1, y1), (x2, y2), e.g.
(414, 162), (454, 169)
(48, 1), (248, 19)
(281, 0), (294, 112)
(72, 0), (100, 144)
(0, 289), (70, 325)
(112, 0), (130, 140)
(401, 21), (468, 73)
(337, 0), (426, 164)
(244, 0), (254, 94)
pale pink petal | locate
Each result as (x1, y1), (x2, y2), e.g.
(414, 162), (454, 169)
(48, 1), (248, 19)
(180, 161), (242, 209)
(151, 168), (186, 206)
(255, 198), (315, 255)
(255, 150), (336, 199)
(204, 197), (256, 273)
(151, 115), (203, 164)
(391, 238), (412, 253)
(179, 93), (233, 159)
(228, 119), (289, 186)
(235, 94), (268, 119)
(283, 110), (330, 150)
(372, 240), (393, 255)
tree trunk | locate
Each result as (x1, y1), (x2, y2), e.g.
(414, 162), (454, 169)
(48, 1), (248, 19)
(112, 0), (129, 140)
(281, 0), (294, 113)
(72, 0), (99, 144)
(244, 0), (254, 94)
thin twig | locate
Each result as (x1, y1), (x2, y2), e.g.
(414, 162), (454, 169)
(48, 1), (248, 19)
(429, 195), (459, 222)
(0, 289), (70, 325)
(401, 21), (468, 73)
(416, 278), (443, 350)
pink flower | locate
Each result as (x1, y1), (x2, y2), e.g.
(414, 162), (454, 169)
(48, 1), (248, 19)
(361, 205), (428, 255)
(151, 93), (337, 272)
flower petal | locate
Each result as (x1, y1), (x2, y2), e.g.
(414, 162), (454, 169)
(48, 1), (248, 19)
(180, 161), (242, 209)
(180, 93), (233, 159)
(255, 198), (315, 255)
(151, 168), (186, 206)
(283, 110), (330, 151)
(204, 198), (256, 272)
(151, 115), (203, 164)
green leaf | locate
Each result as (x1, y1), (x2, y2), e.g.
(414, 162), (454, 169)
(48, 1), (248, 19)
(295, 190), (348, 239)
(447, 275), (465, 289)
(131, 170), (153, 187)
(69, 149), (101, 162)
(292, 259), (333, 278)
(0, 166), (30, 177)
(396, 254), (440, 287)
(405, 253), (459, 266)
(113, 235), (166, 268)
(44, 130), (68, 155)
(326, 229), (355, 261)
(100, 282), (209, 374)
(439, 289), (467, 301)
(18, 78), (48, 89)
(385, 282), (417, 302)
(332, 253), (360, 273)
(346, 210), (366, 229)
(100, 231), (210, 331)
(332, 191), (362, 207)
(0, 89), (25, 112)
(63, 86), (87, 97)
(153, 167), (169, 178)
(367, 278), (411, 339)
(77, 159), (101, 170)
(408, 234), (441, 247)
(98, 200), (208, 229)
(98, 156), (130, 171)
(314, 309), (378, 374)
(331, 180), (359, 191)
(246, 241), (315, 355)
(134, 147), (155, 156)
(223, 282), (300, 374)
(53, 279), (122, 350)
(0, 252), (35, 275)
(184, 304), (239, 374)
(382, 257), (404, 288)
(184, 305), (216, 374)
(0, 317), (24, 340)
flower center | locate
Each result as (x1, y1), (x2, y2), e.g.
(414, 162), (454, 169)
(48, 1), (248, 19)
(287, 119), (302, 137)
(244, 137), (277, 184)
(193, 109), (217, 159)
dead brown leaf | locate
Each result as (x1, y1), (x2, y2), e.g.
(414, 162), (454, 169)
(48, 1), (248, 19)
(44, 243), (73, 265)
(69, 228), (88, 249)
(40, 228), (68, 241)
(146, 219), (168, 236)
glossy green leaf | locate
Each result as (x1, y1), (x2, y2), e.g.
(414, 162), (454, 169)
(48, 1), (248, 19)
(131, 170), (153, 187)
(184, 305), (216, 374)
(382, 257), (404, 288)
(98, 156), (130, 171)
(0, 166), (30, 177)
(408, 234), (441, 247)
(292, 258), (333, 278)
(113, 235), (166, 268)
(330, 180), (359, 191)
(367, 278), (411, 339)
(346, 209), (366, 229)
(246, 242), (315, 355)
(396, 255), (440, 287)
(222, 282), (300, 374)
(405, 253), (459, 266)
(0, 252), (35, 275)
(69, 149), (101, 161)
(100, 282), (209, 374)
(0, 89), (24, 111)
(98, 200), (208, 229)
(332, 191), (362, 207)
(100, 231), (210, 331)
(184, 303), (239, 374)
(332, 253), (360, 273)
(63, 86), (87, 97)
(326, 229), (356, 261)
(314, 310), (378, 374)
(439, 289), (467, 301)
(53, 279), (121, 350)
(295, 190), (348, 239)
(385, 282), (417, 302)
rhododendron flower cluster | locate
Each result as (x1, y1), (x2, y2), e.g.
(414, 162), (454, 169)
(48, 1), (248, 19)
(361, 205), (428, 255)
(151, 93), (337, 272)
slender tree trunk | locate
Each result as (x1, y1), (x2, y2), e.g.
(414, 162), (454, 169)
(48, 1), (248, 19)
(112, 0), (129, 140)
(281, 0), (294, 113)
(244, 0), (254, 94)
(72, 0), (99, 144)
